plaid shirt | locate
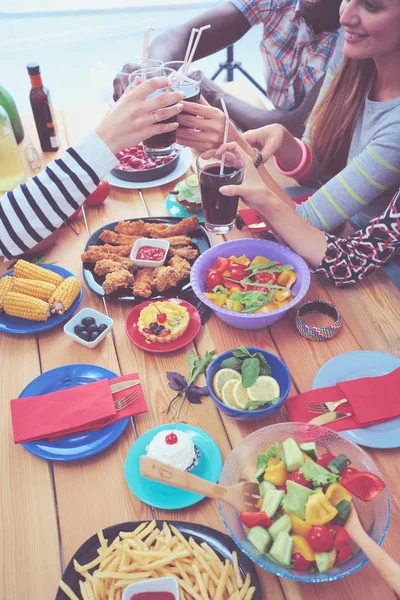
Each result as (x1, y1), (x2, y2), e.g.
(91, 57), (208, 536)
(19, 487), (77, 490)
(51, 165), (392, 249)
(231, 0), (339, 110)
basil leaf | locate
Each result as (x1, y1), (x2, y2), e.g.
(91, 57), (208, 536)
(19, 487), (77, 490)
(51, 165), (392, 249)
(241, 357), (260, 388)
(220, 357), (243, 371)
(213, 285), (229, 294)
(245, 400), (276, 410)
(166, 371), (188, 391)
(231, 346), (251, 358)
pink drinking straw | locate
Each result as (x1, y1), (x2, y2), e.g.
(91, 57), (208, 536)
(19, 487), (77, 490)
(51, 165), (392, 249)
(219, 98), (230, 176)
(142, 24), (153, 72)
(183, 24), (211, 78)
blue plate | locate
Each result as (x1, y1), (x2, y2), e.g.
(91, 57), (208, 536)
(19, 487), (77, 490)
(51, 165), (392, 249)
(313, 350), (400, 449)
(0, 264), (83, 334)
(165, 193), (204, 222)
(20, 364), (129, 461)
(124, 423), (222, 509)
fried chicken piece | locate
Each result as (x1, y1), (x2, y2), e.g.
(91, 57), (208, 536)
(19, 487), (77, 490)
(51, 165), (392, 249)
(133, 268), (154, 298)
(99, 230), (140, 247)
(168, 246), (199, 261)
(168, 255), (191, 280)
(94, 258), (135, 276)
(152, 266), (181, 292)
(102, 270), (134, 295)
(153, 216), (200, 238)
(114, 220), (149, 236)
(82, 247), (121, 263)
(165, 235), (192, 247)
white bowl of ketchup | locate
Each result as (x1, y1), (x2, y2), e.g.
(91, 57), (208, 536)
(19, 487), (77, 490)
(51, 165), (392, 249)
(122, 576), (179, 600)
(130, 238), (170, 268)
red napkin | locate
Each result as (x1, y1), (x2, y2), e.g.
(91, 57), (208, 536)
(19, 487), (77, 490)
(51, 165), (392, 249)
(286, 367), (400, 432)
(47, 373), (147, 440)
(11, 379), (116, 444)
(238, 208), (270, 232)
(11, 373), (147, 444)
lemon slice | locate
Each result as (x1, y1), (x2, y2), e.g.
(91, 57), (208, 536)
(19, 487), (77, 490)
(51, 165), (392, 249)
(233, 381), (250, 410)
(220, 379), (240, 408)
(247, 376), (280, 404)
(213, 368), (241, 400)
(185, 173), (199, 187)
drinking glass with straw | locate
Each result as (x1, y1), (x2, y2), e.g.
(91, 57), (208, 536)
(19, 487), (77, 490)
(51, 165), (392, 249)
(196, 99), (244, 234)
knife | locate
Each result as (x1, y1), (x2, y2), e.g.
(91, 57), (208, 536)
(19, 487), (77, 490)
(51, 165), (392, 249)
(110, 379), (140, 394)
(308, 411), (353, 426)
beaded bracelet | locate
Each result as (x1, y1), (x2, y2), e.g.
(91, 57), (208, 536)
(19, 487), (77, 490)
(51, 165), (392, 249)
(295, 299), (341, 342)
(253, 147), (263, 169)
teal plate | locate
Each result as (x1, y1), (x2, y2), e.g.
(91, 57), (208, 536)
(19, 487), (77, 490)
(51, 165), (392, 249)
(165, 193), (204, 222)
(124, 423), (222, 509)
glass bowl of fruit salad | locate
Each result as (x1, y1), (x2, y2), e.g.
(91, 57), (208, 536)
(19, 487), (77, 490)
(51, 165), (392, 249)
(190, 239), (310, 330)
(218, 423), (390, 582)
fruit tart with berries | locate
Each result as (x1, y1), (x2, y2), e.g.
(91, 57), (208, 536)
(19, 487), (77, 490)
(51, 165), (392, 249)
(138, 300), (190, 344)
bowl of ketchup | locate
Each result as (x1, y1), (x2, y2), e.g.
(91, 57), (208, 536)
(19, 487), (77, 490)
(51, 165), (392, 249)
(122, 576), (179, 600)
(130, 238), (170, 268)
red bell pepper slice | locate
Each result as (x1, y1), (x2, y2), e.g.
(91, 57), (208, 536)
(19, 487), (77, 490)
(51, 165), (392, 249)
(340, 472), (385, 502)
(335, 541), (352, 564)
(211, 257), (230, 272)
(290, 470), (313, 489)
(316, 453), (336, 469)
(341, 466), (359, 479)
(239, 511), (271, 529)
(329, 525), (350, 548)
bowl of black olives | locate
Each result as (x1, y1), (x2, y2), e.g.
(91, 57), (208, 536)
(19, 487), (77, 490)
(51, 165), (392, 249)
(64, 308), (113, 348)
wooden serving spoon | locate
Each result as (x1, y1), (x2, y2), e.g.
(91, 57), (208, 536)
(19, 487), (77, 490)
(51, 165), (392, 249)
(345, 504), (400, 594)
(140, 456), (260, 512)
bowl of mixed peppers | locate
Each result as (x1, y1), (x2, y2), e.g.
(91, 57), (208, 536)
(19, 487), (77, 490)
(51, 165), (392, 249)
(190, 239), (310, 330)
(218, 423), (390, 582)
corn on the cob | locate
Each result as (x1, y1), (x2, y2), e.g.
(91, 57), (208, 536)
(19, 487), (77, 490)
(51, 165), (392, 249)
(49, 277), (81, 315)
(13, 278), (57, 301)
(14, 259), (63, 287)
(0, 276), (14, 312)
(3, 292), (50, 321)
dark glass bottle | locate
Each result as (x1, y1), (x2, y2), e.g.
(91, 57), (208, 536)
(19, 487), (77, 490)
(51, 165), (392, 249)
(0, 85), (24, 143)
(27, 63), (59, 152)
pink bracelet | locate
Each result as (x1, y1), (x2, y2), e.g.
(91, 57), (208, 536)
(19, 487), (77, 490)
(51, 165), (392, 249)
(274, 138), (311, 178)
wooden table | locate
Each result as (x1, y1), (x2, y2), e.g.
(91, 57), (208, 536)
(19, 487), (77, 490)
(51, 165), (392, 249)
(1, 86), (400, 600)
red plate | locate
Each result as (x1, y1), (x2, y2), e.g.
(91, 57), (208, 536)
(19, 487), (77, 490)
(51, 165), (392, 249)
(125, 298), (201, 353)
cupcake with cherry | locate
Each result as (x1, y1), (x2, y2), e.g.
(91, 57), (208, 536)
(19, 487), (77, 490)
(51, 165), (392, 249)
(146, 429), (200, 472)
(138, 301), (190, 344)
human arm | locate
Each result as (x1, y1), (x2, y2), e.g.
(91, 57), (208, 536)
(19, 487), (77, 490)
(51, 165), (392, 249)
(0, 79), (184, 260)
(217, 142), (400, 286)
(148, 2), (250, 63)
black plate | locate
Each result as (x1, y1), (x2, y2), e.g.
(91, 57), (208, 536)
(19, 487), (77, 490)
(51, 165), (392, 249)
(55, 520), (261, 600)
(111, 151), (180, 182)
(83, 216), (211, 301)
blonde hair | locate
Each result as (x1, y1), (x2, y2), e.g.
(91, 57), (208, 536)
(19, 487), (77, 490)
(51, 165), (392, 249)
(309, 58), (376, 177)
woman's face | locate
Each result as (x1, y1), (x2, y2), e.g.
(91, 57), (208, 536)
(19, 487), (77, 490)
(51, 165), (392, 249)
(340, 0), (400, 61)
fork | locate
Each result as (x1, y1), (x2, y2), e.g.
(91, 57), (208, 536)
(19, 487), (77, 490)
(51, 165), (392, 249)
(114, 389), (139, 412)
(140, 456), (260, 512)
(306, 398), (348, 414)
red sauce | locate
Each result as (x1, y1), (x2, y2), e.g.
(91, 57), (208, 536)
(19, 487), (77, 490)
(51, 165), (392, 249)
(130, 593), (175, 600)
(136, 246), (166, 261)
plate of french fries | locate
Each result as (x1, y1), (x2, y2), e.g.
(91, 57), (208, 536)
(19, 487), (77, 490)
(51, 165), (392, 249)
(56, 520), (261, 600)
(0, 260), (82, 334)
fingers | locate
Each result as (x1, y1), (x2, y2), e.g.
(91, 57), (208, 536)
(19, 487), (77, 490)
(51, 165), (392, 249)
(219, 185), (242, 197)
(175, 137), (217, 153)
(147, 89), (185, 112)
(150, 121), (180, 137)
(176, 113), (206, 129)
(131, 76), (169, 98)
(179, 100), (217, 118)
(215, 141), (250, 164)
(153, 102), (184, 123)
(242, 129), (261, 148)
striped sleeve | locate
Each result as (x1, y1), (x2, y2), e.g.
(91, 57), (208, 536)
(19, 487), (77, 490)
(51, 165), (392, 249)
(0, 131), (118, 260)
(296, 125), (400, 231)
(315, 189), (400, 286)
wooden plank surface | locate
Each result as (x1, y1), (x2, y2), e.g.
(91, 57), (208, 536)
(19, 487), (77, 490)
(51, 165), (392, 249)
(1, 85), (399, 600)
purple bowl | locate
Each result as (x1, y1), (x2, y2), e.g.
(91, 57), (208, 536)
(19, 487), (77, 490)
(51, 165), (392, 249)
(190, 239), (310, 330)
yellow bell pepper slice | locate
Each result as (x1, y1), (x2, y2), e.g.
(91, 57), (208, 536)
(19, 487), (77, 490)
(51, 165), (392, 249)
(325, 483), (352, 507)
(305, 492), (338, 525)
(255, 305), (270, 314)
(301, 451), (314, 462)
(250, 255), (270, 267)
(256, 497), (263, 510)
(287, 513), (311, 538)
(229, 255), (250, 266)
(277, 270), (297, 289)
(329, 549), (337, 568)
(291, 535), (315, 561)
(268, 457), (280, 467)
(264, 461), (288, 487)
(230, 301), (244, 312)
(228, 286), (242, 296)
(223, 270), (231, 277)
(203, 293), (227, 308)
(273, 290), (293, 303)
